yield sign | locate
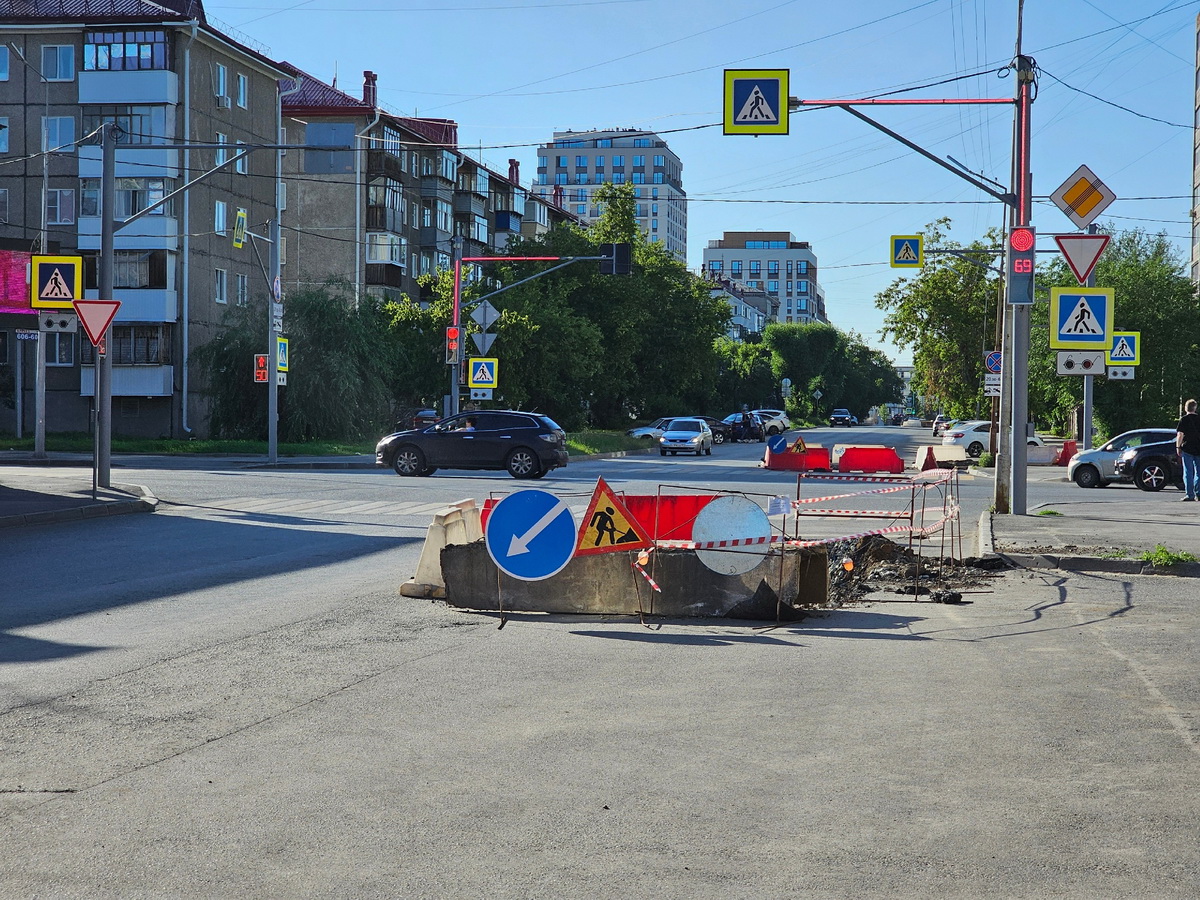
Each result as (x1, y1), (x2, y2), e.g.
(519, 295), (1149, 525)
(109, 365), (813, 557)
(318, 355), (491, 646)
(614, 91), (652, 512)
(72, 299), (121, 347)
(1055, 233), (1110, 284)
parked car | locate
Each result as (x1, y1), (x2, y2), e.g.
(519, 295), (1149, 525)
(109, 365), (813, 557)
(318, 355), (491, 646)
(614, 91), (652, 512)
(753, 409), (791, 436)
(1067, 428), (1177, 488)
(659, 418), (714, 457)
(1115, 439), (1183, 492)
(695, 415), (731, 444)
(406, 408), (439, 429)
(627, 417), (673, 440)
(723, 412), (766, 442)
(932, 414), (953, 436)
(376, 410), (568, 479)
(829, 408), (855, 427)
(941, 421), (1044, 458)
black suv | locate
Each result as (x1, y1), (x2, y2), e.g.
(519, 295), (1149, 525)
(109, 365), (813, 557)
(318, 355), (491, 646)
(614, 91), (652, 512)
(829, 409), (855, 427)
(1114, 439), (1182, 492)
(376, 410), (569, 479)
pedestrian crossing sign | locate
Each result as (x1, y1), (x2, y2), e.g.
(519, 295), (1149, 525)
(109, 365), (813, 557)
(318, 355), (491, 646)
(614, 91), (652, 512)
(724, 69), (789, 135)
(575, 477), (651, 557)
(1106, 331), (1139, 366)
(890, 235), (924, 268)
(467, 357), (498, 389)
(31, 255), (83, 310)
(1049, 287), (1114, 350)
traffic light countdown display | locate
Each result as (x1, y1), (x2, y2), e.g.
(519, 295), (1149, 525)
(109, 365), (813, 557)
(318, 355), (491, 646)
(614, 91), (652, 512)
(445, 326), (462, 365)
(1007, 226), (1036, 305)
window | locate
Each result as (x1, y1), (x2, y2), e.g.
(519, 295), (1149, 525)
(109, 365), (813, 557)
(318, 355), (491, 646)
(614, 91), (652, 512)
(81, 178), (168, 218)
(749, 261), (761, 276)
(632, 172), (645, 184)
(236, 273), (248, 305)
(435, 199), (452, 232)
(366, 232), (406, 264)
(576, 204), (586, 216)
(612, 155), (624, 167)
(84, 31), (168, 70)
(46, 333), (73, 366)
(83, 325), (172, 365)
(0, 46), (7, 81)
(635, 203), (645, 217)
(46, 189), (75, 225)
(0, 189), (8, 222)
(556, 155), (567, 167)
(633, 155), (645, 167)
(798, 260), (808, 274)
(112, 250), (167, 288)
(653, 155), (665, 167)
(575, 155), (587, 167)
(653, 172), (664, 184)
(575, 172), (588, 184)
(214, 201), (227, 234)
(43, 116), (76, 152)
(235, 141), (248, 174)
(708, 260), (722, 272)
(767, 280), (779, 293)
(0, 118), (8, 153)
(537, 155), (547, 168)
(554, 173), (567, 185)
(41, 45), (74, 81)
(236, 73), (248, 108)
(767, 261), (779, 276)
(215, 132), (227, 166)
(597, 138), (611, 147)
(633, 138), (650, 147)
(612, 172), (625, 184)
(573, 188), (586, 203)
(594, 156), (604, 168)
(214, 268), (227, 304)
(214, 63), (227, 99)
(82, 105), (169, 145)
(799, 280), (809, 293)
(730, 260), (743, 276)
(652, 188), (659, 199)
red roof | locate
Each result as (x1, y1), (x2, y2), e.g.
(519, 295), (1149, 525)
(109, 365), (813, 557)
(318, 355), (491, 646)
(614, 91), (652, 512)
(0, 0), (204, 22)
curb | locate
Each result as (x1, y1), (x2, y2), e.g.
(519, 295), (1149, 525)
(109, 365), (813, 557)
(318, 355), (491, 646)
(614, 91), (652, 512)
(0, 482), (158, 530)
(978, 511), (1200, 578)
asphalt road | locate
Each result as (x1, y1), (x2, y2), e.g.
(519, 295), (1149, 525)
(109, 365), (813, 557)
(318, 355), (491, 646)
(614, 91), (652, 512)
(3, 428), (1198, 897)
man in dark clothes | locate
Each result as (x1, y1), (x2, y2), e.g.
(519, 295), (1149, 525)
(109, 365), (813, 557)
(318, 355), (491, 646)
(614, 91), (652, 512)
(1176, 399), (1200, 501)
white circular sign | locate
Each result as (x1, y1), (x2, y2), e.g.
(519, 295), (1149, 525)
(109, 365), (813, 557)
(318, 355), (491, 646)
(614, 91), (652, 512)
(691, 495), (772, 576)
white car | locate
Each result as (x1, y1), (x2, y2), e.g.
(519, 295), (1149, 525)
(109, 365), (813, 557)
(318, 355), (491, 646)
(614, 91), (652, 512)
(627, 417), (673, 440)
(752, 409), (791, 436)
(941, 420), (1044, 458)
(1067, 428), (1177, 488)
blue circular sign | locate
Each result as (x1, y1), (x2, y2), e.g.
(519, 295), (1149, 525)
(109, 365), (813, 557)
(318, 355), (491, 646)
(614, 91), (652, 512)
(767, 434), (789, 453)
(485, 489), (577, 581)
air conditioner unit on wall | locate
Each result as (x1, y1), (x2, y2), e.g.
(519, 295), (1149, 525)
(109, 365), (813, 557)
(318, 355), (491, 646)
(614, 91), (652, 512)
(216, 95), (231, 109)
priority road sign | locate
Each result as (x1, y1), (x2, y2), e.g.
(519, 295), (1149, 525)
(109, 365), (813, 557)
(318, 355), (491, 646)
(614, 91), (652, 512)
(1049, 287), (1113, 350)
(890, 235), (923, 268)
(1106, 331), (1139, 366)
(724, 69), (789, 135)
(1050, 165), (1116, 230)
(31, 255), (83, 310)
(485, 489), (577, 581)
(467, 357), (498, 389)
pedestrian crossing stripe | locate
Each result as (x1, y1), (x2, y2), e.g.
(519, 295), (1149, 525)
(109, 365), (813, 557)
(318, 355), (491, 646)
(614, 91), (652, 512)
(467, 357), (498, 388)
(724, 69), (789, 135)
(1049, 287), (1114, 350)
(890, 235), (924, 268)
(575, 477), (651, 557)
(30, 255), (84, 309)
(1106, 331), (1140, 366)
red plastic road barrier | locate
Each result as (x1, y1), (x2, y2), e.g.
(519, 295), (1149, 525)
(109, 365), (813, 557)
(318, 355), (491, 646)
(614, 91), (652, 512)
(622, 494), (718, 541)
(1055, 440), (1077, 466)
(481, 497), (499, 530)
(837, 446), (905, 475)
(762, 444), (831, 471)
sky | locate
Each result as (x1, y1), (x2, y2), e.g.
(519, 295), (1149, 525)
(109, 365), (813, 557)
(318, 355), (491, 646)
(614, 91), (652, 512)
(207, 0), (1199, 367)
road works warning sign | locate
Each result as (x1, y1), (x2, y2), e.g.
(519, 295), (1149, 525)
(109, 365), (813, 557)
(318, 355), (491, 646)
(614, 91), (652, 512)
(575, 477), (651, 556)
(31, 255), (83, 310)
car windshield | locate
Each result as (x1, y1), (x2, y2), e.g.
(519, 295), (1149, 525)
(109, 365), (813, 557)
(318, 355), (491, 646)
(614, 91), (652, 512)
(832, 409), (850, 416)
(670, 420), (702, 432)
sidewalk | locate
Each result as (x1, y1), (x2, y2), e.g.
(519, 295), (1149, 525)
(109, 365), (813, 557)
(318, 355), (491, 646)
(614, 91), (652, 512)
(0, 463), (157, 528)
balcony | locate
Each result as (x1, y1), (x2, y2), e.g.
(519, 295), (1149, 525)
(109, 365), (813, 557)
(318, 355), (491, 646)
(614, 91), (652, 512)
(80, 365), (173, 397)
(420, 174), (454, 203)
(366, 150), (405, 180)
(418, 225), (450, 249)
(78, 216), (179, 251)
(79, 145), (180, 179)
(366, 206), (403, 233)
(82, 288), (177, 322)
(78, 70), (178, 105)
(365, 264), (405, 289)
(454, 193), (486, 217)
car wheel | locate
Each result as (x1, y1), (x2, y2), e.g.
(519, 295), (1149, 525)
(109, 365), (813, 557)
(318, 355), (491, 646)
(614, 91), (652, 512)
(1135, 460), (1169, 492)
(767, 425), (779, 436)
(712, 431), (725, 445)
(1073, 465), (1102, 489)
(967, 441), (984, 458)
(422, 467), (437, 477)
(506, 448), (541, 479)
(392, 446), (425, 476)
(529, 469), (548, 479)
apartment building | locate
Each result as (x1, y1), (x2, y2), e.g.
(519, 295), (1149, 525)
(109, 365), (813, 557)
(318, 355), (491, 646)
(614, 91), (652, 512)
(701, 231), (829, 325)
(705, 273), (777, 341)
(534, 128), (687, 261)
(0, 0), (285, 437)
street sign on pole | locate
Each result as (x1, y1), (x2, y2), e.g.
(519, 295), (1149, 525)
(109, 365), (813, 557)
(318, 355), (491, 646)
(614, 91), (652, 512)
(1048, 287), (1114, 350)
(485, 489), (577, 581)
(1050, 165), (1116, 230)
(890, 235), (923, 268)
(467, 358), (498, 389)
(1055, 233), (1109, 284)
(232, 208), (248, 249)
(31, 255), (84, 310)
(470, 300), (500, 330)
(1106, 331), (1139, 366)
(723, 69), (790, 135)
(1107, 366), (1135, 381)
(1056, 351), (1104, 375)
(72, 300), (121, 347)
(984, 350), (1002, 374)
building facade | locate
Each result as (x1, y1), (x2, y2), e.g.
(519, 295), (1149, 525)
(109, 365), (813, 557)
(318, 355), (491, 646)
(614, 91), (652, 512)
(704, 273), (776, 341)
(0, 0), (284, 438)
(534, 128), (687, 261)
(701, 231), (828, 325)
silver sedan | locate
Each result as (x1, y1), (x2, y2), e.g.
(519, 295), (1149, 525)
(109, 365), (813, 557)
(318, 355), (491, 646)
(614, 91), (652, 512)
(659, 418), (714, 456)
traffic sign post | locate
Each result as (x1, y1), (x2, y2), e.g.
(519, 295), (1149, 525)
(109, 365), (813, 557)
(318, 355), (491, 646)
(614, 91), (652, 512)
(1048, 287), (1114, 350)
(724, 69), (790, 135)
(72, 300), (121, 348)
(890, 235), (923, 269)
(1050, 165), (1116, 230)
(1106, 331), (1139, 366)
(467, 358), (498, 390)
(1055, 232), (1109, 284)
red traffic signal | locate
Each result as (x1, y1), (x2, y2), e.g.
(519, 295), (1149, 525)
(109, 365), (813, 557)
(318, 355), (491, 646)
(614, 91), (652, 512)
(445, 326), (462, 364)
(1009, 227), (1035, 253)
(253, 353), (269, 383)
(1006, 225), (1037, 304)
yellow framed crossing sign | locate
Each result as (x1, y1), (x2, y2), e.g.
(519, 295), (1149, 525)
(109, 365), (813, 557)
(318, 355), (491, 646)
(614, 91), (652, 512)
(467, 357), (498, 389)
(724, 69), (790, 135)
(31, 255), (83, 310)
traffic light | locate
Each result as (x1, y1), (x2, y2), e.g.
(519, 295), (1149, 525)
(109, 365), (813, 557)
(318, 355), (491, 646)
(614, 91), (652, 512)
(253, 353), (269, 383)
(1007, 225), (1036, 305)
(445, 326), (462, 365)
(599, 242), (632, 276)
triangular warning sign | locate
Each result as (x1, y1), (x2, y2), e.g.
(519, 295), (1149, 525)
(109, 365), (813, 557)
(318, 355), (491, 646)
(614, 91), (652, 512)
(895, 241), (918, 262)
(575, 477), (652, 556)
(735, 85), (778, 123)
(473, 363), (492, 384)
(41, 268), (74, 299)
(1055, 233), (1109, 284)
(1111, 337), (1133, 360)
(72, 299), (121, 347)
(1061, 297), (1102, 335)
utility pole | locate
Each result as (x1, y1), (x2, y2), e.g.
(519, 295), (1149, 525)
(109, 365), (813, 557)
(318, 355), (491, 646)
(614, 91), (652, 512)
(449, 235), (463, 417)
(1080, 222), (1099, 451)
(97, 122), (116, 487)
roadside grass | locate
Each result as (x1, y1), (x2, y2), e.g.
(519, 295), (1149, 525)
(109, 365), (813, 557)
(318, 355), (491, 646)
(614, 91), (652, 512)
(1138, 544), (1199, 567)
(2, 430), (649, 459)
(1099, 548), (1129, 559)
(1036, 509), (1063, 516)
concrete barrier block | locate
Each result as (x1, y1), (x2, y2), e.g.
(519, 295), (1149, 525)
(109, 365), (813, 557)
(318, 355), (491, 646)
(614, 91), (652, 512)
(1027, 445), (1059, 466)
(439, 542), (829, 620)
(403, 499), (481, 597)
